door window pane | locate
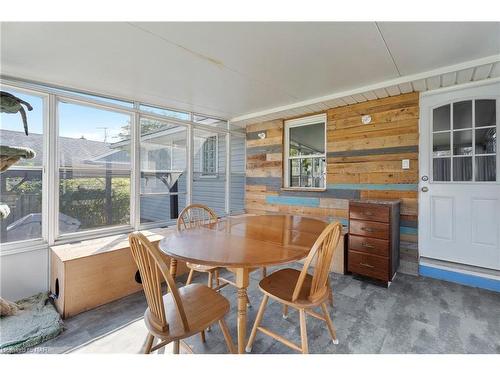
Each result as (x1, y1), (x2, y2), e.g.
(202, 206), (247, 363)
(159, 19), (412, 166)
(58, 101), (131, 234)
(433, 158), (451, 181)
(433, 132), (451, 157)
(0, 89), (44, 243)
(475, 128), (497, 154)
(453, 130), (472, 156)
(475, 99), (496, 127)
(453, 157), (472, 181)
(475, 156), (496, 182)
(453, 101), (472, 129)
(139, 118), (187, 224)
(433, 104), (450, 131)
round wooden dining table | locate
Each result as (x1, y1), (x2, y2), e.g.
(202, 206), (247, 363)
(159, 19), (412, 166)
(158, 214), (328, 353)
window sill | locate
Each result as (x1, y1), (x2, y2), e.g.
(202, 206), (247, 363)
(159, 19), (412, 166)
(281, 187), (327, 192)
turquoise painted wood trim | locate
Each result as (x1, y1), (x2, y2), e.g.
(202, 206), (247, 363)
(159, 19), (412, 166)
(419, 265), (500, 293)
(327, 183), (418, 191)
(265, 196), (320, 207)
(400, 226), (418, 235)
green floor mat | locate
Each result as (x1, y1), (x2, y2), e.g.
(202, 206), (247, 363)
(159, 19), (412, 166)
(0, 292), (64, 354)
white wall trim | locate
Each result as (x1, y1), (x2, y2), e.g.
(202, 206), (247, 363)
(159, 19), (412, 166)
(420, 76), (500, 97)
(231, 54), (500, 125)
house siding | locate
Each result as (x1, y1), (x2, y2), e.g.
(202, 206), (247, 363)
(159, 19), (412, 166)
(245, 92), (419, 275)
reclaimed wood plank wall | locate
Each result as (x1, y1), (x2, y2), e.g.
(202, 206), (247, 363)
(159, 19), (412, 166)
(245, 92), (419, 275)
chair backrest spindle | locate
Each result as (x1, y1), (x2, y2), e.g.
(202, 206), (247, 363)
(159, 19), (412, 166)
(291, 222), (342, 303)
(177, 204), (218, 231)
(129, 232), (190, 333)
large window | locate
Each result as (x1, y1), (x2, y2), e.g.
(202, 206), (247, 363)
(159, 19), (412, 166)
(0, 89), (45, 244)
(139, 118), (187, 225)
(0, 79), (244, 250)
(432, 99), (497, 182)
(284, 114), (327, 189)
(57, 101), (132, 235)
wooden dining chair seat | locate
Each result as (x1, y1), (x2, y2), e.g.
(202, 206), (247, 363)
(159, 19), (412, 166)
(146, 284), (230, 341)
(258, 268), (328, 307)
(128, 232), (235, 354)
(185, 262), (218, 273)
(246, 222), (343, 354)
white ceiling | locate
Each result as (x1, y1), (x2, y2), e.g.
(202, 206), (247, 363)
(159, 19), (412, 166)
(1, 22), (499, 124)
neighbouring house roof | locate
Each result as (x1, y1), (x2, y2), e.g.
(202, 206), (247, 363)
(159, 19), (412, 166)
(0, 129), (120, 168)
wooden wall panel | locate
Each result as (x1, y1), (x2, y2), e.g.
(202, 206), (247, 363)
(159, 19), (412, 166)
(245, 92), (420, 275)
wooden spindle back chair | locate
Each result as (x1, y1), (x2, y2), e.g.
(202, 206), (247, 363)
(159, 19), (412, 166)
(177, 204), (218, 231)
(246, 222), (343, 354)
(292, 221), (342, 304)
(129, 232), (234, 354)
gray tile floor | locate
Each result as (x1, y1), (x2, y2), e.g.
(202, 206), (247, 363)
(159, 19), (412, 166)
(40, 265), (500, 354)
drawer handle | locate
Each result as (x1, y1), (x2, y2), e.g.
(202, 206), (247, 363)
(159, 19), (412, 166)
(361, 227), (375, 233)
(360, 262), (374, 268)
(362, 242), (375, 249)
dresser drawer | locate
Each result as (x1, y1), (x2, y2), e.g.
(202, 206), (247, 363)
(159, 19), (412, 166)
(349, 203), (390, 223)
(349, 235), (389, 257)
(348, 250), (389, 281)
(349, 219), (389, 240)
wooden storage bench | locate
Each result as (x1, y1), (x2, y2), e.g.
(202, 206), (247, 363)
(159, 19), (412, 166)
(50, 228), (188, 319)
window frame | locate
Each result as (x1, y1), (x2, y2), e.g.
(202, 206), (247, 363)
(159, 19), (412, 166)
(283, 113), (327, 191)
(200, 134), (219, 177)
(430, 97), (499, 184)
(0, 77), (246, 255)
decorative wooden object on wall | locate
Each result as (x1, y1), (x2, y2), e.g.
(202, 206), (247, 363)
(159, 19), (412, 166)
(347, 200), (400, 285)
(50, 228), (188, 319)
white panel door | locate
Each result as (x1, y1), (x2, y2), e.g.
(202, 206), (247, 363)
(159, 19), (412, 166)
(419, 81), (500, 270)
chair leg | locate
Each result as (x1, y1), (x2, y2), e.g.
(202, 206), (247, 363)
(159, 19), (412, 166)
(282, 304), (288, 319)
(321, 302), (339, 344)
(186, 269), (194, 285)
(261, 267), (267, 278)
(173, 340), (180, 354)
(328, 285), (334, 308)
(299, 309), (309, 354)
(208, 270), (213, 289)
(200, 329), (206, 343)
(207, 271), (214, 332)
(144, 333), (154, 354)
(215, 269), (220, 288)
(219, 318), (236, 354)
(245, 295), (269, 352)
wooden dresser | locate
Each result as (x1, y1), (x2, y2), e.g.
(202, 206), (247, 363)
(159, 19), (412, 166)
(347, 199), (400, 286)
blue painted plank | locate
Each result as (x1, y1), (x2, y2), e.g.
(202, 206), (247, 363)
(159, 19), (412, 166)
(266, 195), (320, 207)
(327, 183), (418, 191)
(419, 265), (500, 293)
(400, 226), (418, 235)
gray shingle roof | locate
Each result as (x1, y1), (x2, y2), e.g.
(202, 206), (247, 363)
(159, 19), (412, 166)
(0, 129), (118, 168)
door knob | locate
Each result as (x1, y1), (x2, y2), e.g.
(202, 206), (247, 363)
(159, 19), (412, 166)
(421, 187), (429, 192)
(421, 176), (429, 181)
